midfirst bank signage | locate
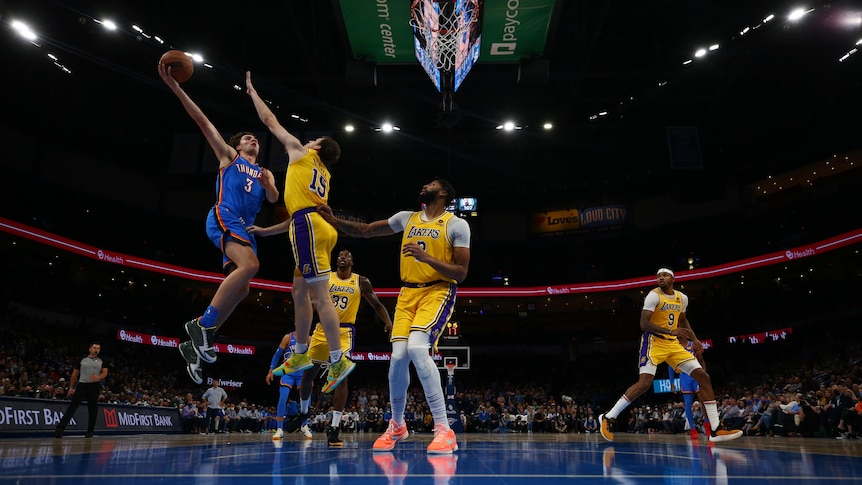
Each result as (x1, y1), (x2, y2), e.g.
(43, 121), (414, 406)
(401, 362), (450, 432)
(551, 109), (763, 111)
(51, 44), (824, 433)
(0, 396), (182, 434)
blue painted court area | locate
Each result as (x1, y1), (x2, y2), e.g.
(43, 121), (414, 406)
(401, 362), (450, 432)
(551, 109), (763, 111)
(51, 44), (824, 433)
(1, 433), (861, 483)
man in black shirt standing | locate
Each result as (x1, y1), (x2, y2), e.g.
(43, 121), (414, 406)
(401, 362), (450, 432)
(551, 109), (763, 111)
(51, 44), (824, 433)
(55, 342), (108, 438)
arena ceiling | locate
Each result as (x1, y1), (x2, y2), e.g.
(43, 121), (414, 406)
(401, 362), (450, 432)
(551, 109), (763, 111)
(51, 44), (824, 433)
(2, 0), (861, 206)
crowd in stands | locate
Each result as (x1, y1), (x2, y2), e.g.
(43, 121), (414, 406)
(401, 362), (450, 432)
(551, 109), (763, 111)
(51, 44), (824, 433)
(3, 303), (862, 440)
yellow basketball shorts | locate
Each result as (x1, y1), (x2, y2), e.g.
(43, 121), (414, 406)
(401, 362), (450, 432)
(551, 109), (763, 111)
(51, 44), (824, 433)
(637, 333), (697, 375)
(307, 322), (355, 363)
(392, 283), (457, 346)
(289, 208), (337, 282)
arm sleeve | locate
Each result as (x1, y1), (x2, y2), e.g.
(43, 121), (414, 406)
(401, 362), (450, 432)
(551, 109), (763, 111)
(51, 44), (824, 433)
(270, 347), (285, 370)
(668, 365), (677, 382)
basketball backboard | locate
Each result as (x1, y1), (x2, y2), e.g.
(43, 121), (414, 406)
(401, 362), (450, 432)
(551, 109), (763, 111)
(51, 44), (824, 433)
(435, 346), (470, 370)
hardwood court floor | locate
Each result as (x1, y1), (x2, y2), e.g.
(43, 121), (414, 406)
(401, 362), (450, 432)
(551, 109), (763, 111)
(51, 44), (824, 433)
(2, 430), (861, 484)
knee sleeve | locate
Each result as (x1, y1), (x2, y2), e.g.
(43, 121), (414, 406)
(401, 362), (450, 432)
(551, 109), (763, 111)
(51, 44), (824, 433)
(407, 344), (438, 380)
(389, 342), (409, 375)
(388, 341), (411, 422)
(388, 341), (410, 393)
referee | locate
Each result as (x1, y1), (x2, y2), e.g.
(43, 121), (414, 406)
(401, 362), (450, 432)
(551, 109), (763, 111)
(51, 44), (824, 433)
(55, 342), (108, 438)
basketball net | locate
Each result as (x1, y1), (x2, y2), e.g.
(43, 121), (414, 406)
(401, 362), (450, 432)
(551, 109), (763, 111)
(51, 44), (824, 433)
(410, 0), (479, 72)
(445, 362), (456, 377)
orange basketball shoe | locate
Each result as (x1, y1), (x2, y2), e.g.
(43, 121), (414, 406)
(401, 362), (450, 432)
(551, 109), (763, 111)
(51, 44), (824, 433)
(427, 424), (458, 454)
(373, 419), (409, 452)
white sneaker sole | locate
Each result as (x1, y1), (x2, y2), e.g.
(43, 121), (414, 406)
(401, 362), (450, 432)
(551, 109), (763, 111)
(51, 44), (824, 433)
(709, 430), (744, 442)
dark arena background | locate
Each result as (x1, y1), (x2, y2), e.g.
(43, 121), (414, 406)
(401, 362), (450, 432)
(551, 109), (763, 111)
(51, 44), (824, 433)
(1, 0), (861, 482)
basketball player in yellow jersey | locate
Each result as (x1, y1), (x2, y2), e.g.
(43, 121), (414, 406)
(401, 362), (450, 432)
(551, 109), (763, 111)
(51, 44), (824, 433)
(599, 268), (743, 443)
(245, 72), (353, 393)
(318, 178), (471, 455)
(282, 250), (393, 448)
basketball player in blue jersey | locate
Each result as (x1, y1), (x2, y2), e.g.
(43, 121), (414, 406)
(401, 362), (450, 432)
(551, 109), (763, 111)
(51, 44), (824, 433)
(245, 72), (355, 394)
(598, 268), (743, 443)
(317, 179), (471, 455)
(266, 332), (312, 440)
(669, 340), (711, 439)
(158, 64), (279, 385)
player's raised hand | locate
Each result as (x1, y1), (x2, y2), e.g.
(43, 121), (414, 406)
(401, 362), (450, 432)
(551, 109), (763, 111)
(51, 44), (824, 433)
(157, 63), (180, 89)
(245, 71), (257, 96)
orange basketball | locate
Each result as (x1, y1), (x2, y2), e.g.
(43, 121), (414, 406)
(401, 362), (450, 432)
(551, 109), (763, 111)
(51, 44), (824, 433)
(159, 50), (194, 83)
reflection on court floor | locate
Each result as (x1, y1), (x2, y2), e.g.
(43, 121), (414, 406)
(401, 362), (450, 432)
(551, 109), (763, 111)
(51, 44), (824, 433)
(1, 432), (861, 483)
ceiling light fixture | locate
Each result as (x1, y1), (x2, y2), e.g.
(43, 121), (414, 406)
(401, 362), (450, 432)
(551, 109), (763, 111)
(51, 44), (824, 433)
(788, 8), (813, 21)
(375, 123), (400, 132)
(11, 20), (37, 41)
(96, 19), (117, 30)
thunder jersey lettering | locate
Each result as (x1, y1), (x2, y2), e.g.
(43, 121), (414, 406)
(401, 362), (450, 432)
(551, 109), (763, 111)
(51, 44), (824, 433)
(216, 156), (267, 226)
(400, 211), (456, 284)
(284, 149), (330, 215)
(329, 272), (361, 324)
(649, 288), (683, 334)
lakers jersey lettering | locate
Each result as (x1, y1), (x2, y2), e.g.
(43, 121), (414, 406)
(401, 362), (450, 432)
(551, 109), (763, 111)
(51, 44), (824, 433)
(406, 227), (442, 239)
(329, 273), (361, 324)
(650, 288), (682, 331)
(328, 283), (356, 294)
(659, 302), (682, 312)
(400, 212), (455, 284)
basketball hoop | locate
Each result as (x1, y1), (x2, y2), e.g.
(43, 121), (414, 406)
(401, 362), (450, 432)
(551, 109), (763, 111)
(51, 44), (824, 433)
(410, 0), (480, 72)
(445, 361), (456, 377)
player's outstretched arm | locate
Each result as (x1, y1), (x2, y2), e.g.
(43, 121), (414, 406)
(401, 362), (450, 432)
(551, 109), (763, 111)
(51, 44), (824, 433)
(158, 64), (234, 167)
(245, 71), (304, 161)
(247, 219), (291, 237)
(317, 204), (395, 238)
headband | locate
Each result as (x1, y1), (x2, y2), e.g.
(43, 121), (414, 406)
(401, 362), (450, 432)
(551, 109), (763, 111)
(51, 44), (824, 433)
(656, 268), (674, 277)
